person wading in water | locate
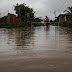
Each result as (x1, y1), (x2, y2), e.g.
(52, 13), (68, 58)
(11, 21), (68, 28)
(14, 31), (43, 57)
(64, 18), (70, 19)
(44, 16), (50, 27)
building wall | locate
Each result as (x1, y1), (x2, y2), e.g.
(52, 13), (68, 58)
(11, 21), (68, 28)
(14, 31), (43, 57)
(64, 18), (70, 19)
(0, 18), (2, 23)
(0, 13), (22, 23)
(0, 16), (7, 23)
(7, 13), (17, 23)
(59, 14), (72, 23)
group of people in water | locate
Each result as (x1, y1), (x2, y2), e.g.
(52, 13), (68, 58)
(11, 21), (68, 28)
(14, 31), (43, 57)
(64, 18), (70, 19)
(44, 16), (50, 27)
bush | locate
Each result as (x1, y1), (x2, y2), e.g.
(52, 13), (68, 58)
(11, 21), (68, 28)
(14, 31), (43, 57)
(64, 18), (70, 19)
(59, 20), (72, 28)
(31, 22), (42, 26)
(0, 22), (42, 28)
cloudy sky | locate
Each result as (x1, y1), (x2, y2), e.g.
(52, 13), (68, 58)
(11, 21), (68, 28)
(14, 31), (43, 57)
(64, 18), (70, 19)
(0, 0), (72, 20)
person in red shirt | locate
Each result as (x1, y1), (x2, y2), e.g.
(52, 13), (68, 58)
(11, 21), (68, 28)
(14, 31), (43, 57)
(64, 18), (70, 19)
(44, 16), (50, 27)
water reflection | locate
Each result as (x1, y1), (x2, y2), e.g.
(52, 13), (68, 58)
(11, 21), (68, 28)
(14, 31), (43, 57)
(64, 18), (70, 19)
(15, 28), (34, 46)
(43, 26), (49, 31)
(0, 26), (72, 72)
(58, 27), (72, 53)
(0, 26), (72, 58)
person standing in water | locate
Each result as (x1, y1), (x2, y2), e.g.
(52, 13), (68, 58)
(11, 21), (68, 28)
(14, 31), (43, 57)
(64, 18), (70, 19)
(44, 16), (50, 27)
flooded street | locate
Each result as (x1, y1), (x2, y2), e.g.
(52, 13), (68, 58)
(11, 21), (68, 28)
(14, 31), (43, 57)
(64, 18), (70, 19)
(0, 26), (72, 72)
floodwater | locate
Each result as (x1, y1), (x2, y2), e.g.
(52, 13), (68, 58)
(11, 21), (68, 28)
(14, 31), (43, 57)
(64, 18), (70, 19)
(0, 26), (72, 72)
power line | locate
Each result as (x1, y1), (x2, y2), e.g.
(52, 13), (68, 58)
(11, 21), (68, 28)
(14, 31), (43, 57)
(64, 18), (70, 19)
(53, 0), (68, 18)
(50, 0), (68, 17)
(56, 0), (67, 11)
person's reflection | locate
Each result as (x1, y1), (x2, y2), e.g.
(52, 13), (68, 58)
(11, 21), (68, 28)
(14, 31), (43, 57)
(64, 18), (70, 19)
(46, 26), (49, 31)
(44, 25), (49, 31)
(43, 26), (49, 39)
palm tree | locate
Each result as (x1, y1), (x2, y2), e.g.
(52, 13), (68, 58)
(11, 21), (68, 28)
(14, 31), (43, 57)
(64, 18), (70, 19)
(64, 7), (72, 14)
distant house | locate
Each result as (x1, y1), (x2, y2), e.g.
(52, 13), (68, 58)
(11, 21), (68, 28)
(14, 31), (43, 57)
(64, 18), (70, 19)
(0, 13), (22, 23)
(58, 14), (72, 23)
(0, 16), (7, 23)
(7, 13), (17, 23)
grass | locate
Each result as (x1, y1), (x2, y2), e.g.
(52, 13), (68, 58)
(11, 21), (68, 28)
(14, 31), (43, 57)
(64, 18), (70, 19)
(59, 20), (72, 28)
(0, 22), (42, 28)
(31, 22), (43, 26)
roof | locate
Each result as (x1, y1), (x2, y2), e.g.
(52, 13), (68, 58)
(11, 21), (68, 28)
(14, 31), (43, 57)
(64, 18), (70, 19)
(59, 14), (72, 16)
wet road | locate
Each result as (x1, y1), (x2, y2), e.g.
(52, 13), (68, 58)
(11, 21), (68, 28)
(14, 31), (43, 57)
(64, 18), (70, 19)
(0, 26), (72, 72)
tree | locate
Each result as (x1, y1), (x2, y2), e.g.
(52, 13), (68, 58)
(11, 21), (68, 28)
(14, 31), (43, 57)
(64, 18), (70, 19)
(14, 3), (35, 22)
(34, 17), (42, 22)
(64, 7), (72, 14)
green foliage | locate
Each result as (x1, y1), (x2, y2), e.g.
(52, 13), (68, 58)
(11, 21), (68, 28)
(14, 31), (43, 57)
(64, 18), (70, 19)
(0, 22), (42, 28)
(59, 20), (72, 28)
(14, 3), (35, 22)
(0, 22), (30, 28)
(33, 17), (42, 22)
(0, 23), (14, 28)
(32, 22), (42, 26)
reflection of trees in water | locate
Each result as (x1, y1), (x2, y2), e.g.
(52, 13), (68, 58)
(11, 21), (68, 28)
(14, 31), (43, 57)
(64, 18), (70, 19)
(15, 27), (35, 47)
(3, 27), (34, 55)
(7, 27), (35, 50)
(7, 26), (72, 53)
(7, 28), (17, 46)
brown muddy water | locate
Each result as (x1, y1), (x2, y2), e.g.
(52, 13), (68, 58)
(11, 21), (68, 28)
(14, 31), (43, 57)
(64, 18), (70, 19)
(0, 26), (72, 72)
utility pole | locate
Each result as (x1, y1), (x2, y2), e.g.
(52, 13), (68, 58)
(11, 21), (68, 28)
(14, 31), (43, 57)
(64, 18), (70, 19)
(54, 10), (56, 19)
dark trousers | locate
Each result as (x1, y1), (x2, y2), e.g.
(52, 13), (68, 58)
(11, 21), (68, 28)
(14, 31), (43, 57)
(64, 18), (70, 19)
(46, 23), (49, 26)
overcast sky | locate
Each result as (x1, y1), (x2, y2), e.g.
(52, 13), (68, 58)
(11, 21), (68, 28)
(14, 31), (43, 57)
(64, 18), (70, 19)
(0, 0), (72, 20)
